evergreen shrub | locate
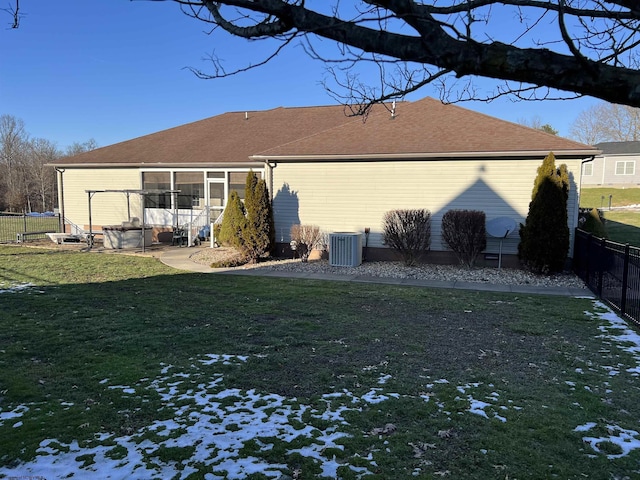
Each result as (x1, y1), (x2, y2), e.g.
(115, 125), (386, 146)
(217, 191), (246, 248)
(382, 209), (431, 266)
(579, 208), (607, 238)
(242, 171), (274, 262)
(441, 209), (487, 267)
(518, 152), (570, 273)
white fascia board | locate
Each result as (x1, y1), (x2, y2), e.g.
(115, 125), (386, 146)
(252, 150), (599, 163)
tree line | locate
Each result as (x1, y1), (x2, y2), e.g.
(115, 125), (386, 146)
(0, 114), (97, 213)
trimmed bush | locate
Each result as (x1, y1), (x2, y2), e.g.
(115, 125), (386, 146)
(382, 209), (431, 266)
(290, 224), (322, 262)
(518, 152), (570, 274)
(579, 208), (607, 238)
(441, 209), (487, 267)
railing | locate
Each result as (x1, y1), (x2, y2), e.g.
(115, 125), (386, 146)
(0, 212), (61, 243)
(179, 208), (210, 246)
(573, 228), (640, 326)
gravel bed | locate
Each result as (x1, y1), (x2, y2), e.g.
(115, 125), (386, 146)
(190, 248), (587, 288)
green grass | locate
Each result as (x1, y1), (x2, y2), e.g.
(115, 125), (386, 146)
(1, 245), (640, 478)
(580, 188), (640, 246)
(602, 210), (640, 245)
(580, 187), (640, 208)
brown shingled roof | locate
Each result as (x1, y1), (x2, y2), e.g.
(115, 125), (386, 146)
(53, 105), (356, 166)
(53, 97), (595, 166)
(256, 97), (595, 158)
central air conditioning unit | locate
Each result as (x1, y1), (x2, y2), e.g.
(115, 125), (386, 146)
(329, 232), (363, 267)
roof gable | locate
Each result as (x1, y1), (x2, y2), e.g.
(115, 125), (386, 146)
(257, 97), (595, 158)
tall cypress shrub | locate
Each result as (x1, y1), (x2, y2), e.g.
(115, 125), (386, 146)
(242, 171), (274, 262)
(518, 152), (570, 273)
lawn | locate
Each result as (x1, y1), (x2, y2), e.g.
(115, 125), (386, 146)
(602, 210), (640, 245)
(580, 188), (640, 245)
(580, 187), (640, 209)
(1, 245), (640, 479)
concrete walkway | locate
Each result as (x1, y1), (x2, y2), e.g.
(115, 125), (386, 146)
(160, 247), (593, 297)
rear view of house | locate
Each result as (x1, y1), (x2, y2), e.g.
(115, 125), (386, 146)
(50, 97), (597, 264)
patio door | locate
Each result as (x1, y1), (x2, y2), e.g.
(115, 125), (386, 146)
(207, 179), (225, 223)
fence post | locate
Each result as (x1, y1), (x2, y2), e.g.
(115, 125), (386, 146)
(22, 212), (27, 233)
(621, 244), (630, 317)
(585, 233), (592, 284)
(597, 237), (606, 298)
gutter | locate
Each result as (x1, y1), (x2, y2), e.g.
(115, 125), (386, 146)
(251, 149), (600, 163)
(47, 162), (265, 169)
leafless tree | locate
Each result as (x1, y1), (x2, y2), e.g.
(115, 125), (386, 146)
(65, 139), (98, 157)
(517, 116), (559, 135)
(27, 138), (60, 212)
(164, 1), (640, 114)
(570, 102), (640, 144)
(0, 114), (95, 212)
(0, 114), (29, 211)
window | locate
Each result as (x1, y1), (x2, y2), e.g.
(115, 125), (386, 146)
(229, 171), (262, 200)
(175, 172), (205, 209)
(583, 163), (593, 176)
(142, 172), (171, 208)
(615, 161), (635, 175)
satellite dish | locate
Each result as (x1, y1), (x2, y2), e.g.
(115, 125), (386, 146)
(486, 217), (517, 239)
(486, 217), (517, 269)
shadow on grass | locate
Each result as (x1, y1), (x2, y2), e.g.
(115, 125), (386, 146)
(604, 219), (640, 246)
(2, 247), (640, 478)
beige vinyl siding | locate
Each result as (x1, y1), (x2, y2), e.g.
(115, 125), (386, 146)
(61, 168), (141, 229)
(271, 158), (583, 256)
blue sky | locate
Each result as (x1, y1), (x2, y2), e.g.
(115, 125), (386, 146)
(1, 1), (600, 150)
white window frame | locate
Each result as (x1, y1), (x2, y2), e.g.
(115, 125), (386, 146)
(583, 163), (593, 176)
(615, 160), (635, 175)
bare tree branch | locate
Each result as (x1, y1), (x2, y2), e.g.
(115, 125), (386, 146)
(169, 0), (640, 107)
(2, 0), (21, 28)
(10, 1), (640, 108)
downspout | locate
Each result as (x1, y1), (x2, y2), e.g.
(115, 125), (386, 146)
(54, 167), (65, 233)
(264, 159), (278, 251)
(575, 156), (596, 256)
(264, 159), (276, 202)
(579, 156), (596, 208)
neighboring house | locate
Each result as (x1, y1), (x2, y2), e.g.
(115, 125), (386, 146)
(51, 97), (597, 265)
(582, 141), (640, 187)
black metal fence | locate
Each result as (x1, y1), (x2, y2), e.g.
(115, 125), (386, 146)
(573, 228), (640, 326)
(0, 212), (61, 243)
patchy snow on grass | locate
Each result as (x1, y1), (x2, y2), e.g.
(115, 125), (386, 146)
(0, 282), (35, 294)
(0, 404), (29, 427)
(0, 354), (377, 480)
(576, 301), (640, 459)
(581, 424), (640, 459)
(4, 299), (640, 477)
